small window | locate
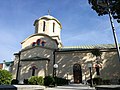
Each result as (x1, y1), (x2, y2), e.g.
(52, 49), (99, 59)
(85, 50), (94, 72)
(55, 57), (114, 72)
(32, 42), (36, 47)
(36, 39), (41, 46)
(32, 69), (35, 76)
(41, 41), (46, 46)
(43, 21), (45, 32)
(31, 66), (37, 76)
(35, 22), (38, 33)
(53, 23), (55, 32)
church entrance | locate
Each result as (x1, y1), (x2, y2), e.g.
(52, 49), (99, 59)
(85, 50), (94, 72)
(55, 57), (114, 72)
(73, 64), (82, 83)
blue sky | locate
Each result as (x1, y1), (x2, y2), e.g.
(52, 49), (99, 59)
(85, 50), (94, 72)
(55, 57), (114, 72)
(0, 0), (120, 62)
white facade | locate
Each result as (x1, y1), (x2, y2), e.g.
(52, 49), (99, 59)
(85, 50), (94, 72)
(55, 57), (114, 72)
(12, 14), (120, 83)
(34, 15), (62, 47)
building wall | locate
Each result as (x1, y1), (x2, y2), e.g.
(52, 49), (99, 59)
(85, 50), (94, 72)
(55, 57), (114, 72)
(21, 34), (58, 49)
(12, 56), (19, 79)
(12, 46), (54, 81)
(12, 47), (120, 82)
(37, 19), (61, 37)
(19, 60), (49, 80)
(55, 50), (120, 81)
(12, 15), (120, 83)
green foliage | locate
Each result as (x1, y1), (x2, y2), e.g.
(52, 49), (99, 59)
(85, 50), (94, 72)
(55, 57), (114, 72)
(93, 77), (102, 85)
(44, 76), (55, 86)
(88, 0), (120, 23)
(55, 77), (69, 86)
(93, 77), (111, 85)
(91, 49), (101, 57)
(28, 76), (44, 85)
(23, 79), (28, 84)
(102, 79), (111, 85)
(0, 70), (12, 85)
(11, 79), (19, 84)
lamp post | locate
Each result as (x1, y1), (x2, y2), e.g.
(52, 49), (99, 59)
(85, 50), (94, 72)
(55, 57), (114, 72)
(88, 62), (93, 87)
(53, 64), (58, 77)
(97, 0), (120, 61)
(53, 64), (58, 86)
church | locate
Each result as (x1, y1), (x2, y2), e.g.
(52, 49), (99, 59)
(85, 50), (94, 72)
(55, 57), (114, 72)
(12, 14), (120, 84)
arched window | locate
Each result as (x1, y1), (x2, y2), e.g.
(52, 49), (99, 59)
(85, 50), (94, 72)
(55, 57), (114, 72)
(32, 42), (36, 47)
(31, 66), (37, 76)
(43, 21), (46, 32)
(41, 41), (46, 46)
(53, 22), (55, 32)
(36, 39), (41, 46)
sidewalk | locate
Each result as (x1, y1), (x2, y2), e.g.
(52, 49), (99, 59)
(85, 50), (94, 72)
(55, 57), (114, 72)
(45, 84), (95, 90)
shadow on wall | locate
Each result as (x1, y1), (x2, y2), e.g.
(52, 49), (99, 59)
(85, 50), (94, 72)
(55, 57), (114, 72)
(55, 51), (120, 81)
(100, 52), (120, 79)
(56, 53), (89, 80)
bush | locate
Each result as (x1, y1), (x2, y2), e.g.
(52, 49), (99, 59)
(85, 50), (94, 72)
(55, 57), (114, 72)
(118, 79), (120, 84)
(11, 79), (19, 84)
(44, 76), (55, 86)
(102, 79), (111, 85)
(0, 70), (12, 85)
(28, 76), (44, 85)
(55, 77), (69, 86)
(23, 79), (28, 84)
(93, 77), (102, 85)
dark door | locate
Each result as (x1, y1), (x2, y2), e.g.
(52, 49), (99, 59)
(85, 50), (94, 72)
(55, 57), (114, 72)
(73, 64), (82, 83)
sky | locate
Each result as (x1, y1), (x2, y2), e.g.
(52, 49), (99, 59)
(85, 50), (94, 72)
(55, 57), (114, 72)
(0, 0), (120, 63)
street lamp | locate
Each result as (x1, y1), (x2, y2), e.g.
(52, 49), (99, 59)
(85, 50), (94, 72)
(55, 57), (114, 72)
(97, 0), (120, 61)
(53, 64), (58, 86)
(53, 64), (58, 77)
(88, 62), (93, 87)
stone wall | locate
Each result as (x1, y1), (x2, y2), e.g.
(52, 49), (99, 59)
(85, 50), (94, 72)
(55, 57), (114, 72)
(55, 50), (120, 81)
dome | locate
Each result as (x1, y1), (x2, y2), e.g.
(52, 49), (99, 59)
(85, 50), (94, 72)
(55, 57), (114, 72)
(34, 15), (62, 28)
(39, 15), (56, 20)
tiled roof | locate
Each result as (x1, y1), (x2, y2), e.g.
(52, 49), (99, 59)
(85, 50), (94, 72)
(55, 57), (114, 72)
(59, 44), (119, 51)
(5, 61), (14, 66)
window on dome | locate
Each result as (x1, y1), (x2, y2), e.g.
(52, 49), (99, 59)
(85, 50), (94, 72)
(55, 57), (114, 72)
(36, 39), (41, 46)
(53, 22), (55, 32)
(41, 41), (46, 46)
(43, 21), (46, 32)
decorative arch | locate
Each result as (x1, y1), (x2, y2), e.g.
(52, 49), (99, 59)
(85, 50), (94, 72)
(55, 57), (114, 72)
(73, 63), (82, 83)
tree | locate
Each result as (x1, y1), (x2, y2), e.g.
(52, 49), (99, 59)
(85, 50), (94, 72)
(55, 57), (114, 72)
(88, 0), (120, 23)
(91, 49), (102, 57)
(0, 70), (12, 85)
(91, 49), (102, 75)
(88, 0), (120, 62)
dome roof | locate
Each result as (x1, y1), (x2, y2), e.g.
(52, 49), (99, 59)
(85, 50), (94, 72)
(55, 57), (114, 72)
(39, 15), (56, 20)
(34, 15), (62, 28)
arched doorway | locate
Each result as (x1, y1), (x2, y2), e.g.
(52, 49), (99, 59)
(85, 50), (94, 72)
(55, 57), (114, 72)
(73, 64), (82, 83)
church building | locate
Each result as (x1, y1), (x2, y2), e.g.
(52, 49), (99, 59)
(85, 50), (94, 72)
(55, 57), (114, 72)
(12, 14), (120, 84)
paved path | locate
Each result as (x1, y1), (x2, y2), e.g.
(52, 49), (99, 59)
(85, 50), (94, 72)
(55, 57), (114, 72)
(45, 84), (95, 90)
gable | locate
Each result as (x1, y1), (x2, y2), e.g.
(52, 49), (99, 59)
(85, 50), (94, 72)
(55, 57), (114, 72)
(21, 33), (58, 49)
